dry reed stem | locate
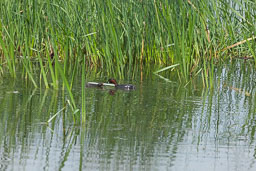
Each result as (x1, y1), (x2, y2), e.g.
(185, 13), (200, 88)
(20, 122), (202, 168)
(140, 22), (146, 82)
(220, 36), (256, 52)
(140, 37), (144, 81)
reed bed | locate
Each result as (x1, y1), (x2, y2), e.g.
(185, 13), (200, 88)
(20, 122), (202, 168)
(0, 0), (255, 86)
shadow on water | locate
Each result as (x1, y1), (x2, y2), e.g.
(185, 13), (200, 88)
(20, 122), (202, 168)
(0, 61), (256, 170)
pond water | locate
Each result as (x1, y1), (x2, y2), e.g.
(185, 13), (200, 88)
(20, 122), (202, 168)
(0, 61), (256, 171)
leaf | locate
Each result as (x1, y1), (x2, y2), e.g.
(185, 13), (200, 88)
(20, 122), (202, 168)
(154, 64), (180, 74)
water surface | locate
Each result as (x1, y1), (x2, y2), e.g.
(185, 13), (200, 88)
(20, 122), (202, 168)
(0, 62), (256, 171)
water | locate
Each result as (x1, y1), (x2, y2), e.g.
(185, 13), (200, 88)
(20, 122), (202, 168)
(0, 62), (256, 171)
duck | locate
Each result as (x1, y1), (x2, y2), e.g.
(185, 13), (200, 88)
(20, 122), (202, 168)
(108, 78), (135, 90)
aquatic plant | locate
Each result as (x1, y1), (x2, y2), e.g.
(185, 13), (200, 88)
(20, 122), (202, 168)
(0, 0), (255, 87)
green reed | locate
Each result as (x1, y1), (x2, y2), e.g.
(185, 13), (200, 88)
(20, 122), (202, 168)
(0, 0), (255, 87)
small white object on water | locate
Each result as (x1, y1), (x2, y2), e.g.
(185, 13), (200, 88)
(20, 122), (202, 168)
(86, 82), (115, 87)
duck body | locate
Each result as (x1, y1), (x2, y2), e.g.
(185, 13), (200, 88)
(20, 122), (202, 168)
(108, 79), (135, 90)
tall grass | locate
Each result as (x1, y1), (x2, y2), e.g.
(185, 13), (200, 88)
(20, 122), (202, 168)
(0, 0), (255, 86)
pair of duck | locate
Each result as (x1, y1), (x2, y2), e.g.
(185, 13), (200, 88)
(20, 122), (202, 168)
(86, 79), (135, 90)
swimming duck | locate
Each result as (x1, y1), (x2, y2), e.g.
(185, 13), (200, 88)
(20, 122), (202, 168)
(108, 78), (135, 90)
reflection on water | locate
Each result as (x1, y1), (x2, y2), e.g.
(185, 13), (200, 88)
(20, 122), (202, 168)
(0, 62), (256, 171)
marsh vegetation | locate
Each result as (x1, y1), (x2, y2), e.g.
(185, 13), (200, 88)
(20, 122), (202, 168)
(1, 1), (256, 169)
(0, 0), (255, 85)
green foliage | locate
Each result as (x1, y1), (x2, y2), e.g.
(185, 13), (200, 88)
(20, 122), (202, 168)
(0, 0), (255, 85)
